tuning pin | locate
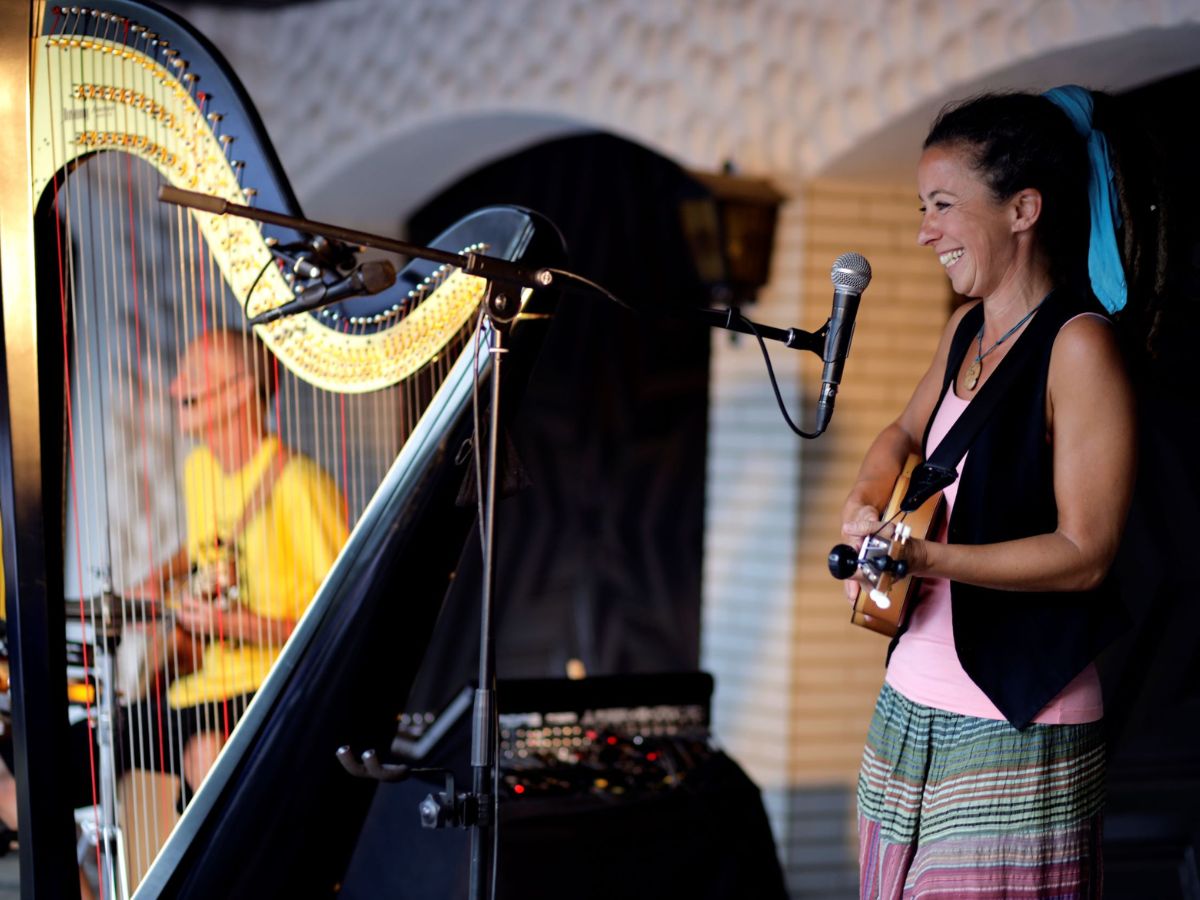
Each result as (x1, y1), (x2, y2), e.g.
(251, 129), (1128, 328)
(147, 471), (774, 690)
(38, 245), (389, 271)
(827, 544), (861, 580)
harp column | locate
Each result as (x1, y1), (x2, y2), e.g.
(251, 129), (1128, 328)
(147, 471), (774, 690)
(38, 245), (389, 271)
(0, 0), (87, 896)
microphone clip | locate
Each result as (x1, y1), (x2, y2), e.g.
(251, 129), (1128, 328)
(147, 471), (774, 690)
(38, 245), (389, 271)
(247, 259), (397, 326)
(266, 233), (359, 284)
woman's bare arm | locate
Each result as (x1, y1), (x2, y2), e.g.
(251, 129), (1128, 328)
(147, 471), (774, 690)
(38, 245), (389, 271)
(908, 315), (1136, 591)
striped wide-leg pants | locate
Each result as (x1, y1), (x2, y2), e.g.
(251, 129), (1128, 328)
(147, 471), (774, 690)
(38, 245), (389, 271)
(857, 683), (1105, 899)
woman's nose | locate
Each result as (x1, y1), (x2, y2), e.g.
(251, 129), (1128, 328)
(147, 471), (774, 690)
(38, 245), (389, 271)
(916, 216), (938, 247)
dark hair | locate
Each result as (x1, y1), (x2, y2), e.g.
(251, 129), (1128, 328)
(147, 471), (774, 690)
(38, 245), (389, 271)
(1091, 92), (1172, 364)
(924, 93), (1090, 291)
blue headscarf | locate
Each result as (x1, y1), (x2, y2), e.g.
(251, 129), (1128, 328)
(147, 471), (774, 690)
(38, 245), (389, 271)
(1042, 85), (1127, 313)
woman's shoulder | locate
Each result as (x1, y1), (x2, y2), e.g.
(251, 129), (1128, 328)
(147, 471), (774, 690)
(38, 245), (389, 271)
(1045, 288), (1115, 353)
(1055, 307), (1116, 351)
(1049, 304), (1126, 389)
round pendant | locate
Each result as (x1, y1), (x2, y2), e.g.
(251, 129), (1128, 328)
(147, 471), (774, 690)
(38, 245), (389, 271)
(964, 359), (981, 391)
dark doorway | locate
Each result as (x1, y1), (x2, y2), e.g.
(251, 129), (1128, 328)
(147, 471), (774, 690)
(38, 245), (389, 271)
(335, 134), (792, 900)
(404, 132), (715, 711)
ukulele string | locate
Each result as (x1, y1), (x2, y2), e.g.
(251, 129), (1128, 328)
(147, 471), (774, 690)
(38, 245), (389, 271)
(869, 509), (905, 542)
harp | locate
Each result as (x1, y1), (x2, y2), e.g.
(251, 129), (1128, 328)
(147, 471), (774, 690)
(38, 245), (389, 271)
(0, 2), (563, 897)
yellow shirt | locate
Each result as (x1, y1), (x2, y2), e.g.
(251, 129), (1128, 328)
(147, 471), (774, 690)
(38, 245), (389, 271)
(167, 436), (348, 708)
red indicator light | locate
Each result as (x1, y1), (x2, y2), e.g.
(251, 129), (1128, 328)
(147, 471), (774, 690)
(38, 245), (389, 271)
(606, 736), (618, 745)
(514, 784), (526, 795)
(646, 752), (658, 761)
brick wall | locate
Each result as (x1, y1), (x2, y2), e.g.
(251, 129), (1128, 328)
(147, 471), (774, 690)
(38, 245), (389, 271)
(790, 178), (953, 784)
(703, 176), (954, 897)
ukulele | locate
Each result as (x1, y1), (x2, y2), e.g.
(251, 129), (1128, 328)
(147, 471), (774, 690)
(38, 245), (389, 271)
(828, 453), (945, 637)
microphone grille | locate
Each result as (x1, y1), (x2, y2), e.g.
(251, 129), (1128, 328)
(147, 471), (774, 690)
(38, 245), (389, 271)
(361, 260), (397, 294)
(831, 252), (872, 293)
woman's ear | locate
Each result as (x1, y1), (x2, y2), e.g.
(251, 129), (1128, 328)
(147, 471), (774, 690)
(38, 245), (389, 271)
(1011, 188), (1043, 233)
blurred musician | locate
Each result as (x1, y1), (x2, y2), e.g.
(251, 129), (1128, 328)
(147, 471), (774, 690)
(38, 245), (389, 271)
(2, 327), (350, 844)
(133, 328), (350, 790)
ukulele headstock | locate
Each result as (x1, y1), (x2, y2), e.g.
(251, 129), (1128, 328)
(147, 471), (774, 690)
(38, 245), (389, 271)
(828, 518), (912, 607)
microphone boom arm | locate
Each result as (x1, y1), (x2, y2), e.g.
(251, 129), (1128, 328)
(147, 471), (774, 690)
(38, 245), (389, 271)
(158, 185), (554, 296)
(685, 306), (828, 356)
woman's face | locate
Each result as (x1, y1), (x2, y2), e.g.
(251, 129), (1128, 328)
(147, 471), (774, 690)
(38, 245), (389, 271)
(916, 143), (1023, 300)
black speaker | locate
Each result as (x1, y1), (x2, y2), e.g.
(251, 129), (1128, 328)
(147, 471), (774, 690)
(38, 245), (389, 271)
(339, 749), (786, 900)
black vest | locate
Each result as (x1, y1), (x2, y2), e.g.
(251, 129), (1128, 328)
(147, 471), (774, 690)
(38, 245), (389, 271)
(893, 291), (1126, 730)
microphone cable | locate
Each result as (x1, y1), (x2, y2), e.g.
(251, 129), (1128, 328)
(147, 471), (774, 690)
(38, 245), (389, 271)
(736, 310), (826, 439)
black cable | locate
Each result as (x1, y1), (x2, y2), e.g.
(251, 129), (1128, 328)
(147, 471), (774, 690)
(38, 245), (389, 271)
(490, 673), (499, 900)
(243, 257), (274, 317)
(539, 271), (827, 438)
(538, 267), (635, 310)
(737, 311), (825, 439)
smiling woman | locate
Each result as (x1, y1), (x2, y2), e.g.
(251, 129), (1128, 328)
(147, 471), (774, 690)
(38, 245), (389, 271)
(917, 144), (1055, 310)
(840, 90), (1137, 899)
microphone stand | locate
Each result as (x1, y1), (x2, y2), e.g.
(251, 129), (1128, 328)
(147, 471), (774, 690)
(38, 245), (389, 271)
(156, 186), (837, 899)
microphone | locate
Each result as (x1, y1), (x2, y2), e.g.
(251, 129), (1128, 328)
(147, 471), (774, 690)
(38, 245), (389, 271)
(248, 260), (397, 326)
(815, 252), (872, 433)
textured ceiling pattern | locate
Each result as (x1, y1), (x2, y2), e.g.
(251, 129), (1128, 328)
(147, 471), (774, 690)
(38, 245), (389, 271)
(169, 0), (1200, 193)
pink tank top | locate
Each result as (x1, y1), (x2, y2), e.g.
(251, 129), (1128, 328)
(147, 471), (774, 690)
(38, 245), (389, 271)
(884, 373), (1103, 724)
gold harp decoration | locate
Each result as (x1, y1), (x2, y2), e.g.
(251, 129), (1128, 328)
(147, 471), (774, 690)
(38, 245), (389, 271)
(31, 29), (488, 393)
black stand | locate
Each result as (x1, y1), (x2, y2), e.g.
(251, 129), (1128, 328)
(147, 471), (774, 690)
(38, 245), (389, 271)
(463, 282), (516, 900)
(156, 186), (834, 900)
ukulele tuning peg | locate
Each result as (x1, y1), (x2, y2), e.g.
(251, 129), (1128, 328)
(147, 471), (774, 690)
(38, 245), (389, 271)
(828, 544), (861, 580)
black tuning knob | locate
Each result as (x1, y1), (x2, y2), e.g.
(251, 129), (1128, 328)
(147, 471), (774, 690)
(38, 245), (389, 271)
(827, 544), (860, 580)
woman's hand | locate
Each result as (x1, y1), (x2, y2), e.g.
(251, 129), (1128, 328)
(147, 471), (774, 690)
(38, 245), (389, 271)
(840, 505), (882, 602)
(842, 504), (883, 549)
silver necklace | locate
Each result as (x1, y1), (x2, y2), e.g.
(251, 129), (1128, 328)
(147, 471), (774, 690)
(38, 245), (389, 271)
(963, 298), (1046, 391)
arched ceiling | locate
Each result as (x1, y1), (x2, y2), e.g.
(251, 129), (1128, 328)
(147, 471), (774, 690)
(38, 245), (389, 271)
(165, 0), (1200, 224)
(821, 23), (1200, 182)
(301, 113), (590, 236)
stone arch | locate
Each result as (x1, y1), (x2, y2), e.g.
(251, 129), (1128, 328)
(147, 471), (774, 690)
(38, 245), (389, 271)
(819, 21), (1200, 181)
(300, 110), (595, 234)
